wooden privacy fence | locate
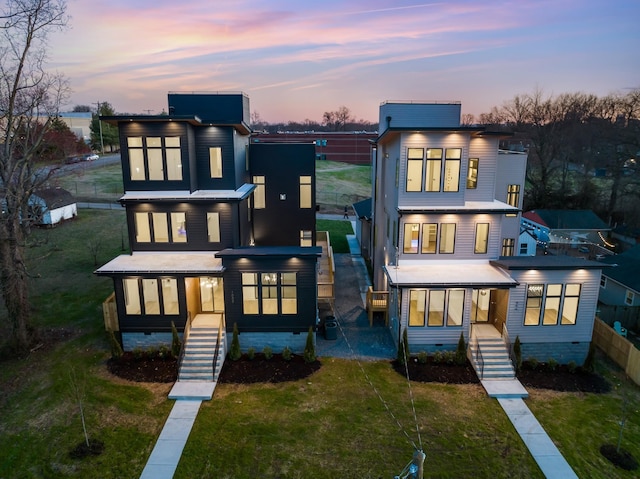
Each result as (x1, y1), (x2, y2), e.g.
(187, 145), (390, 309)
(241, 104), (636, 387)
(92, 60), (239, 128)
(597, 304), (640, 333)
(102, 292), (118, 331)
(592, 318), (640, 386)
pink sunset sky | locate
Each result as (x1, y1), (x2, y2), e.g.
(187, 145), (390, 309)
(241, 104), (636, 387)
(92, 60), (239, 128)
(49, 0), (640, 123)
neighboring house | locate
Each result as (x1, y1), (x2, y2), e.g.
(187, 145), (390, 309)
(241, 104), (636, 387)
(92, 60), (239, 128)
(521, 209), (611, 249)
(352, 197), (372, 261)
(518, 228), (538, 256)
(369, 101), (605, 367)
(611, 224), (640, 252)
(598, 245), (640, 307)
(29, 187), (77, 226)
(95, 92), (321, 354)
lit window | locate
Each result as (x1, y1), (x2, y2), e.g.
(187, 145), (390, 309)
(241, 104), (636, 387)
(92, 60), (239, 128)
(467, 158), (478, 189)
(129, 149), (145, 181)
(147, 138), (164, 181)
(300, 176), (312, 208)
(242, 273), (259, 314)
(200, 277), (223, 312)
(409, 290), (426, 326)
(281, 273), (297, 314)
(543, 284), (562, 325)
(525, 284), (543, 326)
(162, 278), (179, 315)
(502, 238), (515, 256)
(300, 230), (312, 247)
(443, 149), (461, 192)
(428, 290), (445, 326)
(507, 184), (520, 208)
(207, 212), (221, 243)
(124, 278), (141, 314)
(421, 224), (437, 254)
(135, 212), (151, 243)
(425, 148), (442, 192)
(142, 278), (160, 314)
(561, 284), (581, 325)
(439, 223), (456, 254)
(474, 223), (489, 254)
(403, 223), (420, 254)
(166, 137), (182, 180)
(253, 176), (265, 209)
(447, 290), (465, 326)
(152, 212), (169, 242)
(171, 212), (187, 243)
(210, 147), (222, 178)
(406, 148), (424, 192)
(134, 212), (187, 244)
(261, 273), (278, 315)
(127, 136), (182, 181)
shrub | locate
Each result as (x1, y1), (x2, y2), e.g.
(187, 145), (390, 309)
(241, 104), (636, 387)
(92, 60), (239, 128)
(282, 346), (293, 361)
(158, 345), (170, 358)
(567, 360), (577, 373)
(229, 323), (241, 361)
(513, 336), (522, 372)
(303, 326), (316, 363)
(417, 351), (428, 364)
(397, 328), (409, 366)
(132, 347), (145, 360)
(455, 333), (466, 365)
(583, 342), (596, 372)
(247, 347), (256, 360)
(263, 346), (273, 360)
(527, 357), (539, 370)
(433, 350), (444, 364)
(547, 357), (558, 371)
(443, 351), (456, 365)
(107, 330), (123, 359)
(171, 321), (181, 357)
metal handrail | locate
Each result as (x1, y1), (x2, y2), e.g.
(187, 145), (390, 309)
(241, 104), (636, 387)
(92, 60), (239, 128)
(177, 311), (193, 376)
(502, 323), (515, 366)
(471, 326), (484, 380)
(211, 320), (224, 382)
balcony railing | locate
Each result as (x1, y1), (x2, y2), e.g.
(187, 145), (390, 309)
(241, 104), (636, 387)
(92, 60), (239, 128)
(366, 286), (389, 327)
(317, 231), (335, 310)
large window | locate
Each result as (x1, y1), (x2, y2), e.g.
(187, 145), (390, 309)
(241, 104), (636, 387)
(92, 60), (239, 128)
(409, 290), (426, 326)
(408, 289), (465, 327)
(127, 136), (182, 181)
(507, 184), (520, 208)
(525, 283), (581, 326)
(439, 223), (456, 254)
(207, 212), (220, 243)
(466, 158), (478, 189)
(406, 148), (424, 192)
(443, 149), (461, 192)
(300, 176), (312, 208)
(424, 148), (442, 192)
(209, 147), (222, 178)
(421, 224), (438, 254)
(253, 176), (265, 209)
(123, 277), (179, 315)
(242, 272), (297, 315)
(135, 212), (187, 244)
(199, 277), (224, 312)
(403, 223), (420, 254)
(474, 223), (489, 254)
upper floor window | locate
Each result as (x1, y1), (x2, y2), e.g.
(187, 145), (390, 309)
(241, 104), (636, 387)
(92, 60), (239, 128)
(135, 211), (187, 244)
(406, 148), (424, 192)
(403, 223), (420, 254)
(300, 176), (312, 208)
(439, 223), (456, 254)
(502, 238), (515, 256)
(127, 136), (182, 181)
(425, 148), (442, 192)
(507, 184), (520, 208)
(209, 147), (222, 178)
(421, 223), (438, 254)
(474, 223), (489, 254)
(300, 230), (312, 247)
(466, 158), (478, 189)
(443, 149), (461, 192)
(253, 176), (265, 209)
(206, 212), (220, 243)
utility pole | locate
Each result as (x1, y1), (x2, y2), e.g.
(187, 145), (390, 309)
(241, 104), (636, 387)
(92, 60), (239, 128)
(95, 101), (105, 155)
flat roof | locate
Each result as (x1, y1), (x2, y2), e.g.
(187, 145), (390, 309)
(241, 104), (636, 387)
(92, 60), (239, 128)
(399, 200), (519, 214)
(95, 252), (223, 275)
(384, 261), (518, 287)
(217, 246), (322, 257)
(120, 184), (256, 202)
(490, 255), (609, 270)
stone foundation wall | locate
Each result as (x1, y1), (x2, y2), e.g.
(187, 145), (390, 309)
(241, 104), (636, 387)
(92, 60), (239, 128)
(122, 332), (179, 351)
(235, 332), (310, 354)
(520, 341), (590, 365)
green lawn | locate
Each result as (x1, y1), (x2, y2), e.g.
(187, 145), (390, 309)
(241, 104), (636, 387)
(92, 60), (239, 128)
(0, 206), (639, 477)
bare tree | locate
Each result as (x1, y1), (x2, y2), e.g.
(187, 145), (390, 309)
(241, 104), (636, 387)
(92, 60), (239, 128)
(322, 106), (354, 131)
(0, 0), (69, 353)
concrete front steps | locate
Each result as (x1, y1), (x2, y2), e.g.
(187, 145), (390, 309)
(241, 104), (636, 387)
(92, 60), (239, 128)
(178, 327), (226, 382)
(471, 337), (515, 380)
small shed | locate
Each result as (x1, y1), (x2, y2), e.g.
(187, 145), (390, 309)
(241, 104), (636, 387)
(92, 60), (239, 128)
(352, 197), (372, 261)
(30, 188), (77, 226)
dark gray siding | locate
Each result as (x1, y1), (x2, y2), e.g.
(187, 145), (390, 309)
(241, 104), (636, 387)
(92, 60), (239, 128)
(194, 127), (238, 190)
(221, 254), (318, 333)
(168, 93), (250, 125)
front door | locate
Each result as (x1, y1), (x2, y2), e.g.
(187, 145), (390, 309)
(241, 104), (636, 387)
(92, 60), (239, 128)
(471, 289), (491, 323)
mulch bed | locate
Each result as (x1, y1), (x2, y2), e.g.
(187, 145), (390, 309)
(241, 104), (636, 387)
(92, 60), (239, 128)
(600, 444), (639, 471)
(517, 363), (611, 393)
(393, 358), (480, 384)
(107, 352), (178, 383)
(218, 354), (321, 384)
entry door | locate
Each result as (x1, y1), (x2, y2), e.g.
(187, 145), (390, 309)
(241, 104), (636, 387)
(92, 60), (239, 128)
(199, 277), (224, 312)
(471, 289), (491, 323)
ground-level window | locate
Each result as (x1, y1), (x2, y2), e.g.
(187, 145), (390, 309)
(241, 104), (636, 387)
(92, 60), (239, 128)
(525, 283), (581, 326)
(242, 272), (297, 315)
(561, 284), (581, 325)
(408, 288), (465, 327)
(502, 238), (515, 256)
(123, 277), (179, 315)
(199, 277), (224, 312)
(543, 284), (562, 325)
(525, 284), (543, 325)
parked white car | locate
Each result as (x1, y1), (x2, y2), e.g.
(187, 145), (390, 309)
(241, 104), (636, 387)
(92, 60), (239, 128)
(82, 153), (99, 161)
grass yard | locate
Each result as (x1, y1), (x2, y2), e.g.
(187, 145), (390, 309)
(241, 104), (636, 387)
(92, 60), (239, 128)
(317, 218), (354, 254)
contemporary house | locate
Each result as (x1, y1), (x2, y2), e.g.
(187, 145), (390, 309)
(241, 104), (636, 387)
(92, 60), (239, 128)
(96, 93), (322, 364)
(598, 245), (640, 307)
(368, 101), (605, 372)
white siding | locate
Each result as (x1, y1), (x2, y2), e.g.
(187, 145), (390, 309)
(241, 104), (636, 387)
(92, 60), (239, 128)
(379, 103), (461, 132)
(465, 137), (498, 202)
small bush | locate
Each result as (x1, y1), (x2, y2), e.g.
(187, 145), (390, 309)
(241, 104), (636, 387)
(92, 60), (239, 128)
(158, 345), (170, 358)
(527, 357), (539, 370)
(303, 326), (316, 363)
(546, 357), (558, 371)
(513, 336), (522, 372)
(171, 321), (181, 357)
(229, 323), (241, 361)
(567, 360), (577, 373)
(107, 330), (123, 359)
(433, 351), (444, 364)
(282, 346), (293, 361)
(263, 346), (273, 360)
(443, 351), (456, 365)
(455, 333), (466, 365)
(132, 347), (145, 360)
(417, 351), (428, 364)
(247, 347), (256, 360)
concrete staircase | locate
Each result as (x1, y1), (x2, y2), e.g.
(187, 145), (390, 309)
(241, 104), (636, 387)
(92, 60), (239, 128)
(471, 337), (515, 380)
(178, 326), (225, 382)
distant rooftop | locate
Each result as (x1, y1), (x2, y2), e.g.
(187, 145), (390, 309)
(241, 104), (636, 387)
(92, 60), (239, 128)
(380, 100), (461, 106)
